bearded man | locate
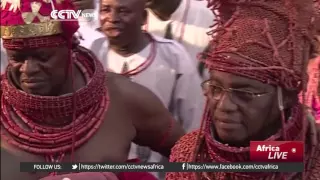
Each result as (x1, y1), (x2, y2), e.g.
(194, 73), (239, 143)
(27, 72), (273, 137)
(0, 0), (185, 180)
(166, 0), (320, 179)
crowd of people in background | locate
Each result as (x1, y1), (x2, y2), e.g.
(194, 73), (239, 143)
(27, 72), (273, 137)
(0, 0), (319, 180)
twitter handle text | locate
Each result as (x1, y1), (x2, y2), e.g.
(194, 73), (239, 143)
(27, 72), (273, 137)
(77, 163), (164, 172)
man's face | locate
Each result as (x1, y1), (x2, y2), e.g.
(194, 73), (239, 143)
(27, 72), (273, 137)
(206, 70), (280, 145)
(100, 0), (145, 46)
(6, 46), (69, 96)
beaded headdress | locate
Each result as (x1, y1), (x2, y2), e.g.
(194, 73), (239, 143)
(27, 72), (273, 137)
(201, 0), (319, 91)
(1, 0), (79, 49)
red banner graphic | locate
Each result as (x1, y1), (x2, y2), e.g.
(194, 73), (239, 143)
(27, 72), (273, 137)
(250, 141), (304, 162)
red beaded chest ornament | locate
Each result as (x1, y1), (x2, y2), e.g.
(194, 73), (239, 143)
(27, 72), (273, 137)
(0, 0), (110, 173)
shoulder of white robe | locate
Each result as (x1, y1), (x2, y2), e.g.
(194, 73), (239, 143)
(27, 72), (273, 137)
(78, 25), (105, 49)
(90, 36), (109, 62)
(191, 0), (215, 26)
(152, 34), (198, 75)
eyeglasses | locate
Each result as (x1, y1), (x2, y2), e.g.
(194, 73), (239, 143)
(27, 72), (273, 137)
(201, 80), (273, 104)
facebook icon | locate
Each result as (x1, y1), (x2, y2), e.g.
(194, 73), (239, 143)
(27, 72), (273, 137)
(182, 163), (186, 170)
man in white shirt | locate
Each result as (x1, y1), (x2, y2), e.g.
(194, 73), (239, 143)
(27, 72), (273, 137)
(91, 0), (204, 179)
(145, 0), (214, 79)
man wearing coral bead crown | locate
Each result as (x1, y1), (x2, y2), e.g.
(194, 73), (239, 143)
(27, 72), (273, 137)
(166, 0), (320, 180)
(0, 0), (185, 180)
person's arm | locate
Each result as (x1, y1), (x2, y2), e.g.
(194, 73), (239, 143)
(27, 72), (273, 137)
(110, 73), (185, 158)
(130, 83), (185, 158)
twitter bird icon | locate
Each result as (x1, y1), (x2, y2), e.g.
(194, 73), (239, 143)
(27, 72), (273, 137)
(72, 164), (78, 170)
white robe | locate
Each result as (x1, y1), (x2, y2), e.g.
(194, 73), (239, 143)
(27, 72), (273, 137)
(145, 0), (214, 70)
(76, 1), (103, 50)
(77, 15), (104, 50)
(1, 39), (8, 74)
(91, 34), (204, 179)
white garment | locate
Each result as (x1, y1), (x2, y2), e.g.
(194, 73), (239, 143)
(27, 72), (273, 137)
(91, 34), (204, 179)
(76, 1), (103, 50)
(1, 39), (8, 74)
(145, 0), (214, 68)
(77, 15), (104, 50)
(94, 0), (101, 27)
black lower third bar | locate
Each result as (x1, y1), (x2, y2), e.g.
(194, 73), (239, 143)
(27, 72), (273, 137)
(20, 163), (74, 172)
(20, 162), (304, 173)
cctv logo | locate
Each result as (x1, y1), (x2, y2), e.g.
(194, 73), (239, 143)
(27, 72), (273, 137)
(50, 9), (95, 21)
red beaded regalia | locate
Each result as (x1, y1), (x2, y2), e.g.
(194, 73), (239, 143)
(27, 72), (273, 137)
(1, 0), (109, 175)
(166, 0), (320, 180)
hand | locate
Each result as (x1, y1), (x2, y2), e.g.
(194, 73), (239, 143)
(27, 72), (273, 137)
(40, 172), (119, 180)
